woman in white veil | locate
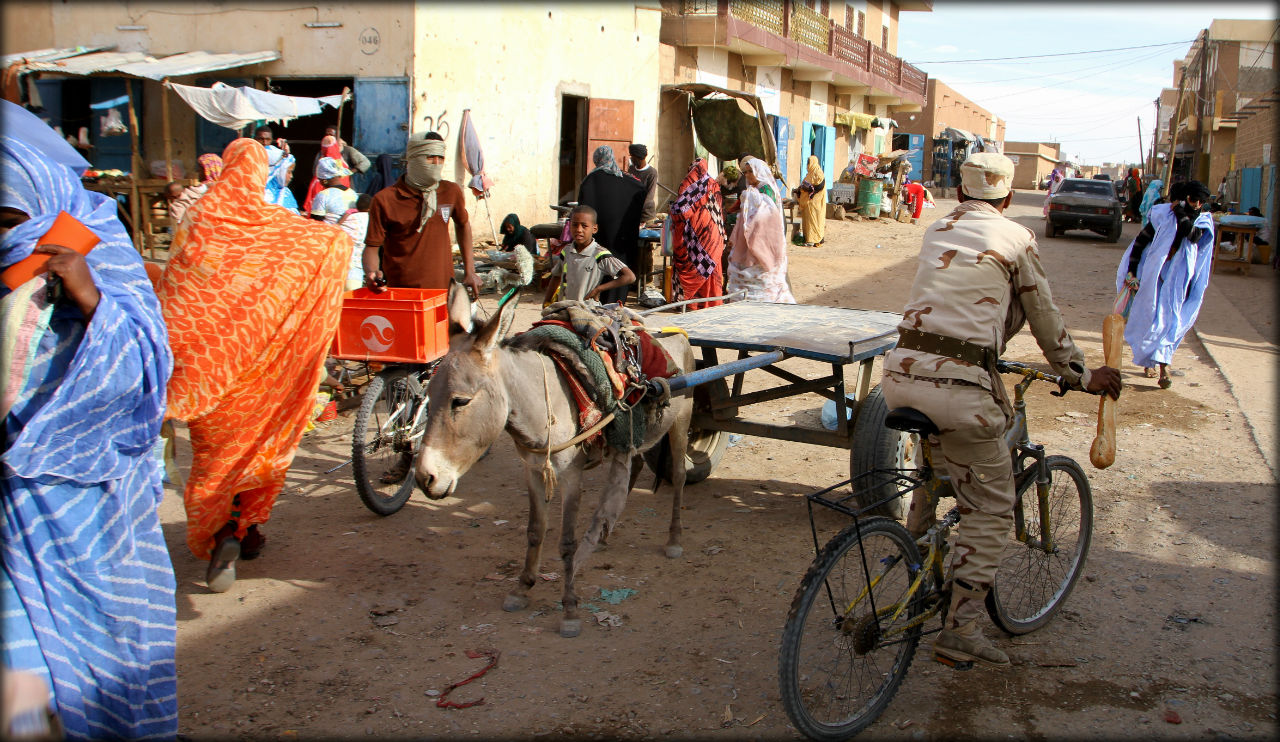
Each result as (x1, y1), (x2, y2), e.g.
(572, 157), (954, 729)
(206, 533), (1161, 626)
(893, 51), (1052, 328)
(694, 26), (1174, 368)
(726, 157), (795, 303)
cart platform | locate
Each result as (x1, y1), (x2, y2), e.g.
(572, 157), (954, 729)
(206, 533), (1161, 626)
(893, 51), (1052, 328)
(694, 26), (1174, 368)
(658, 301), (901, 364)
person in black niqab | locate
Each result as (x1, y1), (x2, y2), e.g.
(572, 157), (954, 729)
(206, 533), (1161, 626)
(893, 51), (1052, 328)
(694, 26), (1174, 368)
(576, 145), (645, 304)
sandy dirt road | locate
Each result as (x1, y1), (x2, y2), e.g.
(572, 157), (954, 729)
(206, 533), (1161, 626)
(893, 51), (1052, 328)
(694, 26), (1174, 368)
(163, 191), (1276, 740)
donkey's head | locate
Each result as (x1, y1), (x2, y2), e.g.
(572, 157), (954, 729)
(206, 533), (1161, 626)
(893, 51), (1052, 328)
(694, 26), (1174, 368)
(415, 283), (518, 499)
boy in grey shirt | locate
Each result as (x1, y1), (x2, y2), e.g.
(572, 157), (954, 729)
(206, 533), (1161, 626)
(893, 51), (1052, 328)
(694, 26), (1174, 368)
(543, 205), (635, 304)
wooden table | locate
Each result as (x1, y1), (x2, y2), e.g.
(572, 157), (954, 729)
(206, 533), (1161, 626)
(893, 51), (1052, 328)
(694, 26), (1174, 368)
(84, 177), (192, 257)
(1213, 222), (1259, 276)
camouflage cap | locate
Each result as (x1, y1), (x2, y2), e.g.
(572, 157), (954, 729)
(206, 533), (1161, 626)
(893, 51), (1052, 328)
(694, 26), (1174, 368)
(959, 152), (1015, 200)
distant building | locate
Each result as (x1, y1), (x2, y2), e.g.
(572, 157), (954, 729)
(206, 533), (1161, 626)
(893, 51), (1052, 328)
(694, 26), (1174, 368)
(893, 78), (1004, 187)
(1157, 18), (1277, 206)
(1003, 141), (1061, 190)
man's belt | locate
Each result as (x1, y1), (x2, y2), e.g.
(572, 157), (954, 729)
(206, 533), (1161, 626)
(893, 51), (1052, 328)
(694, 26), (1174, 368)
(896, 328), (996, 369)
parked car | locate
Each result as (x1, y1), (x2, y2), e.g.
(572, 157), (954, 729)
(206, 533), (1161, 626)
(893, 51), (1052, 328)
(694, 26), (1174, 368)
(1044, 177), (1123, 242)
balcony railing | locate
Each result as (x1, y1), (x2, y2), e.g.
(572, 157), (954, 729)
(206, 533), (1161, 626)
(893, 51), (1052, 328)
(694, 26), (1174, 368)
(674, 1), (928, 100)
(830, 23), (869, 68)
(790, 3), (831, 55)
(730, 0), (786, 37)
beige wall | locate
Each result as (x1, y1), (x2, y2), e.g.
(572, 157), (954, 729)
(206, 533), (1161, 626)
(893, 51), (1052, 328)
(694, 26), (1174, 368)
(411, 3), (663, 231)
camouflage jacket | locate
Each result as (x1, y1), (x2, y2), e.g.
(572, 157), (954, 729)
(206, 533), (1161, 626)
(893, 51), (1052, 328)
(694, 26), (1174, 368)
(884, 201), (1091, 391)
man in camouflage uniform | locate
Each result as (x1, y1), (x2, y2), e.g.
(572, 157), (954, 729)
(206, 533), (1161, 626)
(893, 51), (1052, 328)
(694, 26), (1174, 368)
(882, 152), (1122, 667)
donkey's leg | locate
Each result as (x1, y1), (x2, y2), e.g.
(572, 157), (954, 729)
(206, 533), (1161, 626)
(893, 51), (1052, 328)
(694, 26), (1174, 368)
(664, 412), (691, 559)
(571, 451), (633, 575)
(504, 467), (553, 613)
(556, 465), (586, 638)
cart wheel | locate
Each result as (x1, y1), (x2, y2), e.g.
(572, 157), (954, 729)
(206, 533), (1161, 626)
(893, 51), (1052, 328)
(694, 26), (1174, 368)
(849, 384), (914, 520)
(644, 377), (729, 484)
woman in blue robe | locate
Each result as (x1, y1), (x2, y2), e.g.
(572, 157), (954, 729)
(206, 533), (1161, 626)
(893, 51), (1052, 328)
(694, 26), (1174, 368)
(1, 132), (177, 739)
(1116, 180), (1215, 389)
(264, 144), (300, 212)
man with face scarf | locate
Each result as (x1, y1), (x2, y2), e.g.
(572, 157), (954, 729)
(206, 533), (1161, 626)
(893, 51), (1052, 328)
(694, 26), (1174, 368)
(364, 132), (480, 298)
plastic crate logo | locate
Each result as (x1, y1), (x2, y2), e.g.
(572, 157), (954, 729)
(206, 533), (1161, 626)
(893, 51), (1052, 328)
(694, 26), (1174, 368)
(360, 315), (395, 352)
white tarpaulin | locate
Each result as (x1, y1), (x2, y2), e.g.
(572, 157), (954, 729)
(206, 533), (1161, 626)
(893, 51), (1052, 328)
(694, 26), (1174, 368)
(167, 81), (345, 130)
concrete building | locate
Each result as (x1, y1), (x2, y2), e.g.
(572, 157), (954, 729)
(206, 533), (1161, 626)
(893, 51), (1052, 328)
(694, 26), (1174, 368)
(657, 0), (932, 193)
(2, 1), (667, 229)
(893, 78), (1005, 185)
(1002, 141), (1060, 191)
(1157, 19), (1277, 194)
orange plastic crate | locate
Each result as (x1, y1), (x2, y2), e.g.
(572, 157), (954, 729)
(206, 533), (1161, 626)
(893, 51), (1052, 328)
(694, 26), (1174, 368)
(331, 287), (448, 363)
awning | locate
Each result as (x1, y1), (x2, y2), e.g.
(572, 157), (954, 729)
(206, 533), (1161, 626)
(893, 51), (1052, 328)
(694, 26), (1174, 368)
(17, 49), (279, 80)
(941, 127), (975, 142)
(834, 112), (875, 130)
(167, 81), (343, 129)
(1, 45), (111, 68)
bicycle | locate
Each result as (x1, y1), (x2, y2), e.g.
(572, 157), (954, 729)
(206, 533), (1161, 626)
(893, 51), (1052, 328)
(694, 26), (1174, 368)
(778, 359), (1098, 741)
(351, 360), (438, 515)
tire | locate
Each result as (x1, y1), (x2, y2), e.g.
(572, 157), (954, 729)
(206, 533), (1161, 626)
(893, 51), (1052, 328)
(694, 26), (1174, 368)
(644, 377), (729, 484)
(352, 371), (427, 516)
(987, 455), (1093, 635)
(779, 517), (924, 741)
(849, 385), (914, 519)
(1044, 221), (1057, 239)
(1107, 222), (1122, 243)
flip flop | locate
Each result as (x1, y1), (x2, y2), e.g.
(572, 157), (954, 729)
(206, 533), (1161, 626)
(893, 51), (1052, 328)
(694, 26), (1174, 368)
(206, 533), (241, 593)
(1158, 376), (1172, 389)
(1143, 367), (1157, 378)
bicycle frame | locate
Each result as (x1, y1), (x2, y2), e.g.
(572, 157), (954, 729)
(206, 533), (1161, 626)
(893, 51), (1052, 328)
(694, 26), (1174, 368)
(807, 360), (1079, 647)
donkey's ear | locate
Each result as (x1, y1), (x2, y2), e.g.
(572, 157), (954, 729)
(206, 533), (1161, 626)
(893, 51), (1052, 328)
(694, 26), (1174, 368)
(473, 292), (519, 357)
(446, 281), (473, 335)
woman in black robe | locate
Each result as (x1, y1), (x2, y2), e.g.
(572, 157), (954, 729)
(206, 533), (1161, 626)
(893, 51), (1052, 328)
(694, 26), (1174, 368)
(576, 145), (645, 305)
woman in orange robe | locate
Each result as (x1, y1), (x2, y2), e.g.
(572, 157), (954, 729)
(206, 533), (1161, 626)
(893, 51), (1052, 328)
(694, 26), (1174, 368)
(157, 138), (348, 591)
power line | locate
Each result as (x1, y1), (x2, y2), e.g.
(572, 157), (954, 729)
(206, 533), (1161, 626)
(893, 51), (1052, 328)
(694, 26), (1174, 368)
(910, 40), (1195, 64)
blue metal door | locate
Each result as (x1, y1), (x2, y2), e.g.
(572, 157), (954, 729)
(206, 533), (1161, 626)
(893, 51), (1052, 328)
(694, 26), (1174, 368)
(770, 114), (790, 186)
(88, 78), (141, 172)
(800, 123), (836, 190)
(353, 77), (410, 163)
(1240, 167), (1262, 213)
(894, 133), (924, 180)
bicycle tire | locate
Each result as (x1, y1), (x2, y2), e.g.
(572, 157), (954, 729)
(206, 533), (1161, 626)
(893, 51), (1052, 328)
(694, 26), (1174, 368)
(779, 517), (924, 741)
(987, 455), (1093, 635)
(352, 372), (424, 516)
(849, 385), (914, 520)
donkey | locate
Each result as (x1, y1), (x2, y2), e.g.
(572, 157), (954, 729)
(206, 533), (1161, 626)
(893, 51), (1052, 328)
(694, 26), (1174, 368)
(415, 285), (695, 637)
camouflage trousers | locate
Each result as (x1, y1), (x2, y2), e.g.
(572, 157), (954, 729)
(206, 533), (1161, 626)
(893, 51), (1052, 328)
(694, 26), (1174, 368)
(881, 373), (1014, 594)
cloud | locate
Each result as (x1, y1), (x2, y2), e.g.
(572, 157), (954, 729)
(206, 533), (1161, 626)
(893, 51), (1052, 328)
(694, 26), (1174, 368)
(932, 44), (959, 53)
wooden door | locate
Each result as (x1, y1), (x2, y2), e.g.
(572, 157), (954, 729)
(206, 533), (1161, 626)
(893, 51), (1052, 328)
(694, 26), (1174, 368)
(587, 98), (634, 171)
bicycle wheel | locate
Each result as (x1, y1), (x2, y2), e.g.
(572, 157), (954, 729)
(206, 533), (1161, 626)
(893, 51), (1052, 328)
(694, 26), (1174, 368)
(779, 517), (924, 741)
(987, 455), (1093, 635)
(352, 371), (427, 516)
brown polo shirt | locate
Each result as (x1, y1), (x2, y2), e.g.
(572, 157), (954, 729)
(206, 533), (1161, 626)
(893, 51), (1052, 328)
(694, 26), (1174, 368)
(365, 178), (469, 289)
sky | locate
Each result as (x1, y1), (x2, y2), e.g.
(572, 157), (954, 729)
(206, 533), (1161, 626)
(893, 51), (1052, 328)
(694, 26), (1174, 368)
(897, 1), (1277, 167)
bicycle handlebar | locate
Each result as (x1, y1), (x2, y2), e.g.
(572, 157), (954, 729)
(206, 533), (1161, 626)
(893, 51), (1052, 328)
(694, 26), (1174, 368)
(996, 359), (1098, 397)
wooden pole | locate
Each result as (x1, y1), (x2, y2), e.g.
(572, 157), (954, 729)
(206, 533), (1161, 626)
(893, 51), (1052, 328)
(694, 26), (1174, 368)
(1162, 34), (1203, 193)
(162, 82), (174, 181)
(125, 81), (144, 254)
(335, 86), (350, 140)
(1135, 116), (1144, 170)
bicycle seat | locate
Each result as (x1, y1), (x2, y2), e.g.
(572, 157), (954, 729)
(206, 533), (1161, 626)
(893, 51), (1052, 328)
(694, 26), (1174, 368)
(885, 407), (939, 437)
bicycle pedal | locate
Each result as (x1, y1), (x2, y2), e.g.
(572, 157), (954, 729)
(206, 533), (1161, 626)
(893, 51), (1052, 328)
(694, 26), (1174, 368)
(933, 653), (973, 671)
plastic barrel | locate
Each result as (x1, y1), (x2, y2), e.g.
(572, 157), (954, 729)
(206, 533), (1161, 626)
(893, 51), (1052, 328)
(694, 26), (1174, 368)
(856, 179), (884, 218)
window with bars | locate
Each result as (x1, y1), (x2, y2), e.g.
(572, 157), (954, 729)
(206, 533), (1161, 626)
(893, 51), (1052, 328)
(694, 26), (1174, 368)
(820, 0), (829, 17)
(845, 4), (854, 28)
(858, 11), (865, 37)
(881, 25), (889, 49)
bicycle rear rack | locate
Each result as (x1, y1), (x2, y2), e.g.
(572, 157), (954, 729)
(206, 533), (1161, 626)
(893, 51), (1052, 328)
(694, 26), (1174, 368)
(804, 469), (925, 555)
(807, 468), (924, 519)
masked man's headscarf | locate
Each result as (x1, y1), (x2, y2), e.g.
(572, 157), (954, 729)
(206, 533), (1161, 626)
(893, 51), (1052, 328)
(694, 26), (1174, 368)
(404, 132), (447, 230)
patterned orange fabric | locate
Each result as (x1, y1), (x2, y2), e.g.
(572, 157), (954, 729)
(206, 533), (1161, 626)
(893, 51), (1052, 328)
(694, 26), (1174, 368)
(157, 138), (348, 559)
